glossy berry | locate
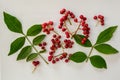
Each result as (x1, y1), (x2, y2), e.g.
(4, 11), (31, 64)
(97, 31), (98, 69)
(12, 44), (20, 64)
(60, 8), (66, 14)
(65, 59), (69, 63)
(52, 60), (56, 64)
(48, 21), (54, 25)
(74, 18), (78, 22)
(93, 16), (97, 20)
(48, 56), (53, 61)
(32, 61), (40, 66)
(55, 58), (59, 61)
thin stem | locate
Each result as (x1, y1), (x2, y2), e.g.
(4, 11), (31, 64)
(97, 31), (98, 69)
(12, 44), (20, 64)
(74, 23), (81, 35)
(54, 53), (63, 58)
(71, 23), (81, 38)
(64, 22), (72, 36)
(32, 66), (37, 73)
(52, 30), (60, 35)
(86, 44), (95, 62)
(95, 20), (100, 27)
(68, 18), (72, 25)
(61, 44), (65, 52)
(23, 33), (49, 64)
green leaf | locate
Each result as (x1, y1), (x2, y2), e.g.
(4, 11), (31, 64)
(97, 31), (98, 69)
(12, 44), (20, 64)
(26, 53), (38, 62)
(96, 26), (118, 44)
(3, 12), (23, 34)
(73, 34), (92, 47)
(94, 44), (118, 54)
(17, 46), (32, 60)
(90, 55), (107, 69)
(27, 24), (42, 36)
(70, 51), (87, 63)
(33, 34), (46, 45)
(8, 37), (25, 56)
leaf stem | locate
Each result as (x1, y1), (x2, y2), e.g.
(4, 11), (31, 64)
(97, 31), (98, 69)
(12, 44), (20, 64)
(86, 44), (95, 62)
(23, 33), (49, 64)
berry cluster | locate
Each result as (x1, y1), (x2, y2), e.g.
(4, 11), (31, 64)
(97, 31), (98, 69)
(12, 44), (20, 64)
(40, 8), (105, 65)
(79, 15), (90, 44)
(58, 8), (79, 38)
(48, 52), (71, 64)
(39, 42), (47, 50)
(50, 34), (62, 53)
(64, 39), (74, 48)
(42, 21), (54, 34)
(93, 15), (105, 26)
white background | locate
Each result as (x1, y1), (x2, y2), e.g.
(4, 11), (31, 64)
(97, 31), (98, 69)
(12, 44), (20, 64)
(0, 0), (120, 80)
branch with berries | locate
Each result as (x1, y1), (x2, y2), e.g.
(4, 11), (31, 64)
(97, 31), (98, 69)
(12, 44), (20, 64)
(3, 8), (119, 72)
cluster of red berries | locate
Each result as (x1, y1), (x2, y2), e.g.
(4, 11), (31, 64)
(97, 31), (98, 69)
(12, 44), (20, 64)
(42, 21), (54, 34)
(48, 52), (71, 64)
(64, 39), (74, 48)
(93, 15), (105, 26)
(50, 34), (62, 52)
(58, 8), (79, 38)
(39, 42), (47, 50)
(32, 61), (40, 67)
(39, 8), (105, 66)
(79, 15), (90, 44)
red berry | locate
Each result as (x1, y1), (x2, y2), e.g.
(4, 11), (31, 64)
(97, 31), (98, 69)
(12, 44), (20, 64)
(63, 16), (67, 20)
(66, 11), (70, 15)
(65, 32), (70, 38)
(48, 56), (53, 61)
(70, 14), (75, 18)
(62, 28), (66, 32)
(83, 17), (87, 21)
(65, 59), (69, 63)
(81, 40), (85, 44)
(52, 60), (56, 64)
(59, 56), (63, 60)
(43, 42), (47, 46)
(53, 34), (57, 38)
(32, 61), (40, 66)
(93, 16), (97, 20)
(58, 35), (61, 39)
(98, 15), (104, 19)
(55, 58), (59, 61)
(39, 43), (42, 47)
(60, 8), (66, 14)
(74, 18), (78, 22)
(58, 25), (62, 29)
(49, 28), (54, 31)
(49, 51), (54, 55)
(48, 21), (54, 25)
(41, 46), (45, 49)
(62, 52), (67, 58)
(42, 23), (48, 28)
(79, 15), (84, 19)
(101, 22), (104, 26)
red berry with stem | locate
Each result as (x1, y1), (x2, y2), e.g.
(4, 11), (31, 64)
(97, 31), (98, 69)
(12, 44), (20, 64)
(32, 61), (40, 66)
